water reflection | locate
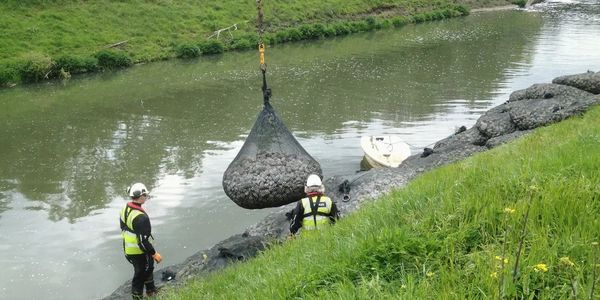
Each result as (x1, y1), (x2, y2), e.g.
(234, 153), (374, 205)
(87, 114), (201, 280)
(0, 11), (544, 222)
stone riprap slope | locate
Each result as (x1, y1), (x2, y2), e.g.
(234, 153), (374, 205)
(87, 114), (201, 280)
(104, 70), (600, 299)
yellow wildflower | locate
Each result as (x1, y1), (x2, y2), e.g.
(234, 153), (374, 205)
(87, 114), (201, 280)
(426, 271), (435, 278)
(559, 256), (575, 267)
(592, 242), (599, 247)
(495, 256), (509, 264)
(529, 185), (539, 191)
(401, 284), (407, 289)
(503, 207), (516, 214)
(490, 272), (498, 279)
(533, 263), (548, 273)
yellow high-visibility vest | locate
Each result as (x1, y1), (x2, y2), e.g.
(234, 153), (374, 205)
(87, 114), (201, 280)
(301, 195), (333, 231)
(120, 205), (145, 255)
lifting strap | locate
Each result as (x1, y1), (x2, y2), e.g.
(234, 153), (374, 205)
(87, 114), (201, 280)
(309, 196), (322, 227)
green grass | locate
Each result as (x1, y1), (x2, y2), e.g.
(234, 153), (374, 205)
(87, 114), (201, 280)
(160, 105), (600, 299)
(0, 0), (517, 85)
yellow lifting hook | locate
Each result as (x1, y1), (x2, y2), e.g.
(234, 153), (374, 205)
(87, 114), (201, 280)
(259, 43), (265, 67)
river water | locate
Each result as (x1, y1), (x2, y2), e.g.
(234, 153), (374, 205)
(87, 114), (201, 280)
(0, 1), (599, 299)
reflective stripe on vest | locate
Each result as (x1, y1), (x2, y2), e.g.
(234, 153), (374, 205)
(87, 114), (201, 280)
(120, 206), (145, 255)
(301, 196), (333, 230)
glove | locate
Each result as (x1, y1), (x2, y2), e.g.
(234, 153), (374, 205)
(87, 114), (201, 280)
(152, 252), (162, 263)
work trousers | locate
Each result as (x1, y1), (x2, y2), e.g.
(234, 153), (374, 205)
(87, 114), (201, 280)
(126, 253), (156, 299)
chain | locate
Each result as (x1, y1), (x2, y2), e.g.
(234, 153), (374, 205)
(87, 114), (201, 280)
(256, 0), (266, 71)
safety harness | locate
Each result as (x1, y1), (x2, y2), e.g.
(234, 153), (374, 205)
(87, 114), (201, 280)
(301, 195), (333, 230)
(120, 202), (147, 255)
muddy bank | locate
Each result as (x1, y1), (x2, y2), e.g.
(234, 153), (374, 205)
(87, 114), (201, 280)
(104, 70), (600, 299)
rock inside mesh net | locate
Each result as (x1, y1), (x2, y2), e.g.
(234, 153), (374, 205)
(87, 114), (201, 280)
(222, 102), (322, 209)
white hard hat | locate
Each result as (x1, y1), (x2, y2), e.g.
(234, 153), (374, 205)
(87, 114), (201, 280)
(306, 174), (322, 187)
(127, 183), (149, 198)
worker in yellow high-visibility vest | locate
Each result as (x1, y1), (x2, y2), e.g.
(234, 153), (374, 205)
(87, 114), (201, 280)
(290, 174), (339, 235)
(120, 183), (162, 299)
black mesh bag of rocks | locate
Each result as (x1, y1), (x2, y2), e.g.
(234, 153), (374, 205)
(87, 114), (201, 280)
(222, 74), (321, 209)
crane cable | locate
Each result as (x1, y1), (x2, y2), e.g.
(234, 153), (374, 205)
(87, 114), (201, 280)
(256, 0), (271, 104)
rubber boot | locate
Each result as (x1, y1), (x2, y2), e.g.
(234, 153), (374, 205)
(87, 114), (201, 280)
(132, 292), (143, 300)
(146, 289), (159, 298)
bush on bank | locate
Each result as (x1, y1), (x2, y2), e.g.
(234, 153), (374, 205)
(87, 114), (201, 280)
(95, 50), (133, 70)
(18, 52), (54, 83)
(512, 0), (528, 8)
(160, 105), (600, 299)
(54, 55), (99, 75)
(198, 40), (226, 55)
(175, 44), (201, 59)
(0, 5), (467, 87)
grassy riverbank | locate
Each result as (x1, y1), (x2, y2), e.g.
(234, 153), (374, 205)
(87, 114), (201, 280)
(161, 105), (600, 299)
(0, 0), (518, 86)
